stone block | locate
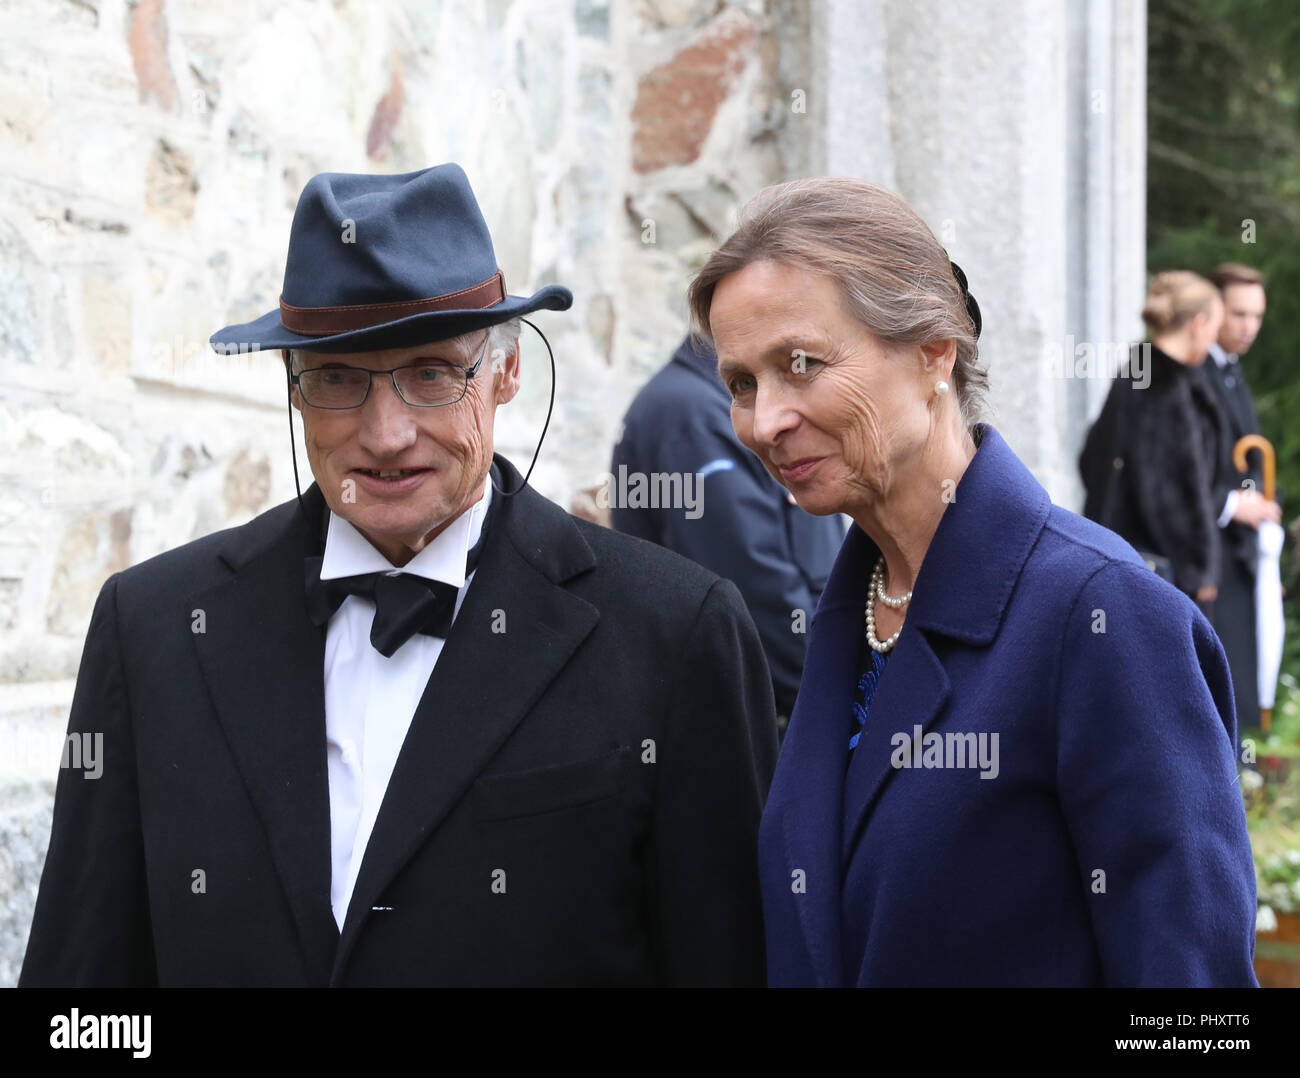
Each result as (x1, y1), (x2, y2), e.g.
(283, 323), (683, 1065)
(631, 7), (756, 173)
(128, 0), (178, 111)
(222, 447), (271, 519)
(365, 51), (404, 160)
(0, 780), (55, 987)
(145, 139), (198, 221)
(44, 506), (132, 637)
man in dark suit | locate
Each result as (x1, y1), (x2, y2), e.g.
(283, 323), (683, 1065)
(20, 165), (778, 986)
(610, 335), (844, 731)
(1203, 263), (1282, 726)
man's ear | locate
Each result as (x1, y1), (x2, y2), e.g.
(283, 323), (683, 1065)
(283, 350), (304, 411)
(492, 340), (522, 406)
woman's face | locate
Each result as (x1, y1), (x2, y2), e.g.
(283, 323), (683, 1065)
(709, 259), (948, 517)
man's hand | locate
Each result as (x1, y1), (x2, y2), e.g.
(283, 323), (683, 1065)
(1195, 584), (1219, 603)
(1231, 489), (1282, 529)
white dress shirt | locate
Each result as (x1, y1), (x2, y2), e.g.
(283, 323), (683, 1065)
(320, 477), (491, 930)
(1208, 341), (1234, 369)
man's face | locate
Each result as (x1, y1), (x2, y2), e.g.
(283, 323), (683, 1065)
(290, 331), (519, 566)
(1218, 282), (1266, 355)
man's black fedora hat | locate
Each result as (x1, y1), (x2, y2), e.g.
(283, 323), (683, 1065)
(210, 163), (572, 355)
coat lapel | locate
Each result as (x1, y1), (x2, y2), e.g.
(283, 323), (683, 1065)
(773, 427), (1051, 983)
(766, 521), (872, 986)
(773, 521), (946, 984)
(330, 456), (599, 979)
(840, 428), (1051, 859)
(840, 627), (951, 863)
(189, 482), (339, 985)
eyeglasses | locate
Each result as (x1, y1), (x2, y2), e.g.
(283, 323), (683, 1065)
(290, 334), (490, 409)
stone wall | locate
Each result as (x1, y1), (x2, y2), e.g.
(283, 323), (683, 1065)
(808, 0), (1147, 501)
(0, 0), (805, 984)
(0, 0), (1145, 983)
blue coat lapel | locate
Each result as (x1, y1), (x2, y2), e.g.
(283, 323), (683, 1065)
(761, 522), (868, 986)
(761, 425), (1052, 987)
(841, 624), (951, 865)
(842, 425), (1053, 858)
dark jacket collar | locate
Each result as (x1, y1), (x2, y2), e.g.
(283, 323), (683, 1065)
(193, 453), (599, 983)
(1145, 342), (1197, 389)
(669, 335), (727, 397)
(816, 424), (1052, 645)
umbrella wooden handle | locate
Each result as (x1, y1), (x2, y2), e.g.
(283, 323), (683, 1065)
(1233, 434), (1276, 502)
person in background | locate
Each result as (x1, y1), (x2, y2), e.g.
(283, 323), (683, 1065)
(1081, 271), (1233, 616)
(1203, 263), (1283, 726)
(611, 335), (845, 731)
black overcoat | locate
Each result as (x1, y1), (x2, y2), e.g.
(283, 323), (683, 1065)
(1079, 344), (1234, 600)
(1201, 356), (1268, 723)
(20, 455), (778, 986)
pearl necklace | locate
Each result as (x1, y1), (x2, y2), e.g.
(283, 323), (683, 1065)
(865, 556), (911, 653)
(873, 557), (913, 608)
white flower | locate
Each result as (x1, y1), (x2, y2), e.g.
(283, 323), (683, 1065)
(1241, 769), (1265, 791)
(1257, 905), (1278, 933)
(1285, 848), (1300, 867)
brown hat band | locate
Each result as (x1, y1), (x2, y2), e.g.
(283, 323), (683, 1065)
(278, 270), (507, 336)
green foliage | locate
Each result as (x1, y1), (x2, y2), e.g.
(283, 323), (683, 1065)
(1246, 757), (1300, 912)
(1252, 819), (1300, 914)
(1242, 676), (1300, 911)
(1243, 674), (1300, 756)
(1149, 0), (1300, 692)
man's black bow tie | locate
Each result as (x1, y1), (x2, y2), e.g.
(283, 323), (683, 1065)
(304, 500), (493, 658)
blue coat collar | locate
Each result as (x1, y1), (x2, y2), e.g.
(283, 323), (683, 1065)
(811, 424), (1052, 644)
(763, 423), (1052, 986)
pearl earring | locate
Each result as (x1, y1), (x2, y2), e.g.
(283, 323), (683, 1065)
(935, 380), (950, 396)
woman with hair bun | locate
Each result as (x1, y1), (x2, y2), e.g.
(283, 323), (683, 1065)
(1081, 270), (1232, 611)
(691, 183), (1256, 987)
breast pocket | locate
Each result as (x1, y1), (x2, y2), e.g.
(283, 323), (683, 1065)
(472, 747), (633, 822)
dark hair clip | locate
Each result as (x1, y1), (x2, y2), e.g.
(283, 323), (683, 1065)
(949, 260), (982, 341)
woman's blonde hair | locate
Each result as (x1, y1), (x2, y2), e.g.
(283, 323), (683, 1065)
(687, 177), (988, 429)
(1141, 271), (1220, 335)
